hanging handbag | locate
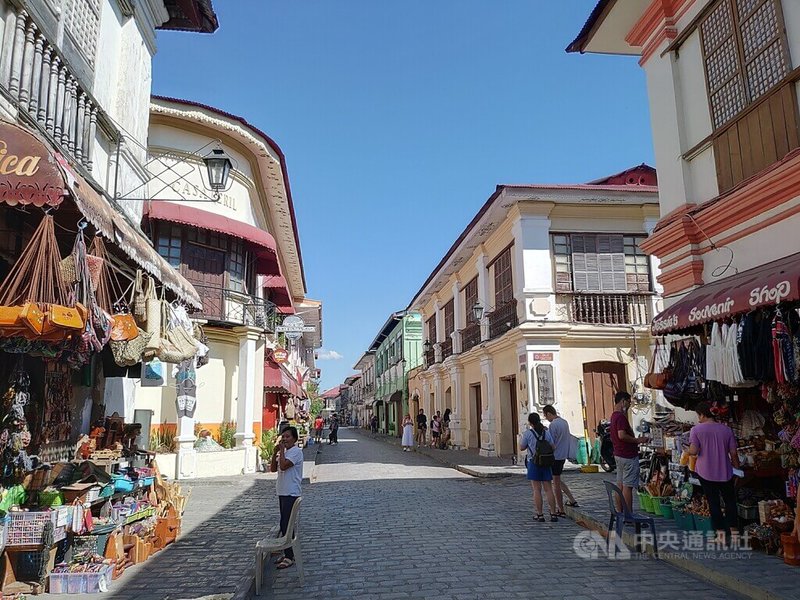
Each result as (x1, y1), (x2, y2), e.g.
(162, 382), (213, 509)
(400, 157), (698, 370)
(644, 339), (670, 390)
(110, 327), (152, 367)
(663, 343), (689, 406)
(193, 323), (210, 368)
(143, 277), (161, 360)
(110, 313), (139, 342)
(132, 270), (147, 321)
(157, 302), (198, 363)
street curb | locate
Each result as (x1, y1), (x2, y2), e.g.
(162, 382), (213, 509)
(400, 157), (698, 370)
(565, 506), (781, 600)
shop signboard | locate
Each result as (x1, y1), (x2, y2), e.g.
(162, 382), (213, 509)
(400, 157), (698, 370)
(276, 315), (315, 340)
(536, 364), (554, 405)
(272, 347), (289, 363)
(0, 121), (66, 207)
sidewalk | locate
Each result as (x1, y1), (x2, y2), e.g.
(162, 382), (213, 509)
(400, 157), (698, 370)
(368, 429), (799, 600)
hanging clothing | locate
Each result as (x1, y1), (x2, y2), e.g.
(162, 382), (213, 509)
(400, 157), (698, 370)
(722, 321), (747, 386)
(773, 310), (789, 385)
(754, 310), (776, 382)
(738, 312), (757, 380)
(706, 322), (724, 383)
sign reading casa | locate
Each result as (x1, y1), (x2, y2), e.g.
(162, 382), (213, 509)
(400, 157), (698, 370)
(0, 121), (65, 207)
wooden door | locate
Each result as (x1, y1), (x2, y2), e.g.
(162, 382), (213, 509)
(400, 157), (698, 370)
(474, 385), (482, 449)
(583, 362), (627, 441)
(509, 376), (518, 455)
(184, 244), (225, 319)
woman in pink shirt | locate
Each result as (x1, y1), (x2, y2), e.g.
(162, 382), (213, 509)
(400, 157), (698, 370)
(687, 401), (740, 537)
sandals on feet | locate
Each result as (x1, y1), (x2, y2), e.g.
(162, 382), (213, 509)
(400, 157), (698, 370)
(534, 514), (545, 522)
(276, 558), (295, 569)
(555, 510), (567, 518)
(565, 501), (579, 507)
(550, 514), (559, 522)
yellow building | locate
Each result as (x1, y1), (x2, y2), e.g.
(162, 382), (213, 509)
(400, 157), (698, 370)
(408, 166), (662, 460)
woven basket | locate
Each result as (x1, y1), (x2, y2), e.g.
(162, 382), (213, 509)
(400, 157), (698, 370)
(60, 255), (104, 291)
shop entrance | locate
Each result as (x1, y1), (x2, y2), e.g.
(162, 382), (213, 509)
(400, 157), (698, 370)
(470, 383), (482, 449)
(583, 361), (627, 441)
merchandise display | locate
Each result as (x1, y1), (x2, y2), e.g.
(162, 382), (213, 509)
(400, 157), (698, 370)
(645, 302), (800, 564)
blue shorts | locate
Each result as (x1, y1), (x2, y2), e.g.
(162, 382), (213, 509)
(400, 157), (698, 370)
(527, 461), (553, 482)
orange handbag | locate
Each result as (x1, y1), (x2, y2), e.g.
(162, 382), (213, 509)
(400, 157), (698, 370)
(46, 304), (84, 332)
(0, 305), (24, 336)
(110, 313), (139, 342)
(19, 302), (45, 337)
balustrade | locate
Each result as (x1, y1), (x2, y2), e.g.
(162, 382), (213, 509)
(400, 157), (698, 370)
(460, 322), (481, 353)
(488, 300), (518, 340)
(1, 9), (107, 172)
(558, 292), (651, 326)
(440, 338), (453, 360)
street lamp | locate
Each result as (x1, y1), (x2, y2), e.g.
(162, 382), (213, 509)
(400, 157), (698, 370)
(471, 301), (485, 322)
(424, 340), (432, 352)
(203, 147), (233, 193)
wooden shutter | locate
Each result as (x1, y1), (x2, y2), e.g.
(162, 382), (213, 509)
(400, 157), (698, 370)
(426, 315), (436, 344)
(443, 299), (454, 336)
(572, 234), (627, 293)
(493, 247), (513, 305)
(463, 278), (478, 323)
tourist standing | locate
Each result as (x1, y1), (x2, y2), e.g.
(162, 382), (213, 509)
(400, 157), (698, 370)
(687, 401), (740, 536)
(542, 405), (579, 516)
(401, 414), (414, 451)
(415, 409), (427, 447)
(519, 413), (558, 522)
(440, 408), (452, 449)
(430, 414), (441, 448)
(270, 426), (303, 570)
(329, 414), (339, 445)
(313, 415), (324, 444)
(610, 391), (648, 512)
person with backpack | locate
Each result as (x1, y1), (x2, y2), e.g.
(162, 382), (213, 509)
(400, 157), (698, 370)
(519, 412), (558, 522)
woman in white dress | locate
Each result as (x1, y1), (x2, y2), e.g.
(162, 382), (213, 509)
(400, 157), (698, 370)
(401, 414), (414, 451)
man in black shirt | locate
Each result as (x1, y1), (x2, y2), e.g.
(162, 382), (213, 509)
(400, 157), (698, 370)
(415, 409), (427, 448)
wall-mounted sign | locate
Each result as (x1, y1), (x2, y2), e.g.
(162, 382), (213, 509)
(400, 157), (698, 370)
(0, 121), (65, 207)
(533, 352), (553, 362)
(272, 348), (289, 363)
(536, 364), (554, 405)
(276, 315), (315, 340)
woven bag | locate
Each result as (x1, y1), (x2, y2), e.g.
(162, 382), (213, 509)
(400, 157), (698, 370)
(156, 303), (197, 363)
(60, 255), (104, 292)
(110, 328), (152, 367)
(132, 271), (147, 321)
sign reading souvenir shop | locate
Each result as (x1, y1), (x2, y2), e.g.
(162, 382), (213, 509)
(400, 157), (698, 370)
(0, 121), (66, 207)
(275, 315), (315, 341)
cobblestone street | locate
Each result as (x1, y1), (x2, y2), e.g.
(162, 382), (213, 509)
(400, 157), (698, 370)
(68, 428), (743, 600)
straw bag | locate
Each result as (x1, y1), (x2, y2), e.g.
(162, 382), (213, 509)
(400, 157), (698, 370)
(142, 276), (161, 360)
(60, 255), (104, 292)
(156, 302), (198, 363)
(132, 270), (147, 321)
(110, 327), (152, 367)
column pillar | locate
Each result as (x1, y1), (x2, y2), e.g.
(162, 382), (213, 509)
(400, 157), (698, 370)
(479, 354), (498, 457)
(476, 251), (490, 341)
(448, 364), (464, 449)
(511, 212), (554, 322)
(451, 280), (463, 354)
(234, 326), (262, 474)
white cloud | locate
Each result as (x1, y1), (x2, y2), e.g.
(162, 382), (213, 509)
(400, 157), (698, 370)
(317, 349), (343, 361)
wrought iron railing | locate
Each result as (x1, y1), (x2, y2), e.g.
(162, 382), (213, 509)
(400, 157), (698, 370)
(440, 337), (453, 360)
(488, 300), (518, 340)
(191, 284), (278, 331)
(460, 322), (481, 352)
(558, 292), (651, 326)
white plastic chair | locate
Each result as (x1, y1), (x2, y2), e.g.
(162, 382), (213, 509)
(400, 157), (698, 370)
(254, 497), (303, 595)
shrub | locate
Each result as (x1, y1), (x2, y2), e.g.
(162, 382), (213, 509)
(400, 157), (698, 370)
(217, 420), (237, 449)
(260, 428), (278, 462)
(149, 423), (176, 453)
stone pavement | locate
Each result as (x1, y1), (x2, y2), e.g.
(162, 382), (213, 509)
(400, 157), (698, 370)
(264, 428), (736, 600)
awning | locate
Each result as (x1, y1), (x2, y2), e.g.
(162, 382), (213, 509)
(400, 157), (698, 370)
(264, 359), (302, 397)
(652, 252), (800, 335)
(57, 156), (202, 309)
(143, 202), (280, 275)
(263, 274), (293, 312)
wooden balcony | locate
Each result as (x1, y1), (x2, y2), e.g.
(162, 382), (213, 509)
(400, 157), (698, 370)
(460, 322), (481, 353)
(440, 338), (453, 360)
(424, 348), (436, 369)
(488, 300), (518, 340)
(558, 292), (651, 326)
(192, 284), (278, 331)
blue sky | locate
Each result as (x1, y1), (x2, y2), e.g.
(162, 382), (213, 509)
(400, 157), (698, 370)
(152, 0), (654, 391)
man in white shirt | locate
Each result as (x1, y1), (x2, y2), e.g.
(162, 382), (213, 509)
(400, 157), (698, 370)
(543, 405), (579, 517)
(270, 426), (303, 569)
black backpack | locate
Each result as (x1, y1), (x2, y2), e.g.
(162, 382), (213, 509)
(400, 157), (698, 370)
(532, 429), (555, 468)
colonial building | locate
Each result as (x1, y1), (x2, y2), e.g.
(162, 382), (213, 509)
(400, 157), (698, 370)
(353, 350), (376, 427)
(569, 1), (800, 323)
(408, 166), (662, 459)
(0, 0), (217, 462)
(137, 96), (320, 478)
(371, 311), (424, 436)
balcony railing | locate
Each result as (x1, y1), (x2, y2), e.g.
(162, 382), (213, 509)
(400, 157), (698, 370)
(488, 300), (518, 340)
(559, 292), (651, 326)
(0, 8), (117, 173)
(460, 322), (481, 353)
(192, 284), (278, 331)
(440, 337), (453, 360)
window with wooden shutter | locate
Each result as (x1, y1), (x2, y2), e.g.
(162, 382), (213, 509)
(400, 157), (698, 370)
(567, 234), (636, 293)
(426, 315), (436, 344)
(701, 0), (791, 130)
(492, 247), (513, 305)
(463, 277), (478, 323)
(552, 234), (573, 292)
(443, 299), (454, 336)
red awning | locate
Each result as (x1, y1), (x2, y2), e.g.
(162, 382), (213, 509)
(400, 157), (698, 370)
(263, 274), (292, 310)
(652, 252), (800, 335)
(143, 202), (280, 275)
(264, 359), (301, 396)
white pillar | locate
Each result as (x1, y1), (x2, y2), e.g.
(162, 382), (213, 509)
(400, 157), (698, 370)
(234, 326), (261, 474)
(476, 251), (490, 341)
(448, 364), (464, 449)
(479, 355), (498, 457)
(451, 280), (463, 354)
(433, 372), (444, 414)
(511, 213), (554, 322)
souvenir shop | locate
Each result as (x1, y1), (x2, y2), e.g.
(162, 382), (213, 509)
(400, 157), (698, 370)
(642, 254), (800, 564)
(0, 121), (200, 594)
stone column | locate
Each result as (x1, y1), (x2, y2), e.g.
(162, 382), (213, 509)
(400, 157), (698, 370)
(433, 372), (444, 415)
(233, 326), (262, 474)
(448, 364), (464, 449)
(479, 354), (498, 457)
